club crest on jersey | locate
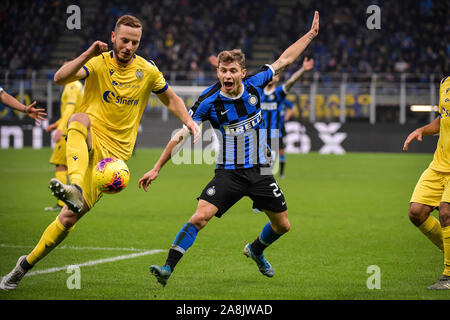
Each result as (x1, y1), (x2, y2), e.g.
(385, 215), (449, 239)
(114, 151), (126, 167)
(249, 95), (258, 106)
(136, 69), (144, 80)
(206, 186), (216, 196)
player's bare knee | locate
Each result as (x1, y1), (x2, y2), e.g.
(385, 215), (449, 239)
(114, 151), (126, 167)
(189, 213), (210, 230)
(438, 203), (450, 227)
(69, 113), (90, 128)
(408, 203), (431, 226)
(274, 221), (290, 234)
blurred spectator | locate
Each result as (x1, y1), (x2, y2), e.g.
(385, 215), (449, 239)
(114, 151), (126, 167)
(0, 0), (70, 72)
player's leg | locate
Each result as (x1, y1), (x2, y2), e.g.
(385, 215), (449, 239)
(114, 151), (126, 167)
(150, 170), (243, 286)
(409, 168), (443, 251)
(66, 113), (92, 187)
(244, 210), (290, 277)
(408, 202), (442, 250)
(0, 204), (89, 291)
(50, 113), (92, 213)
(149, 200), (218, 286)
(246, 170), (288, 277)
(428, 200), (450, 290)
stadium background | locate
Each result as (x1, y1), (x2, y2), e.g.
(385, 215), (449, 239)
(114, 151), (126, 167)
(0, 0), (447, 153)
(0, 0), (449, 302)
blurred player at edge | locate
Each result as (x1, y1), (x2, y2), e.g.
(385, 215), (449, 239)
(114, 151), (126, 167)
(261, 57), (314, 178)
(139, 11), (319, 286)
(0, 85), (46, 123)
(403, 75), (450, 290)
(0, 15), (200, 291)
(45, 75), (84, 211)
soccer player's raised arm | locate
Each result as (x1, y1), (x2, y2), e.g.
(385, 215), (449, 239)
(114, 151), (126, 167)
(157, 87), (201, 143)
(403, 116), (440, 151)
(271, 11), (319, 75)
(138, 127), (191, 192)
(283, 57), (314, 91)
(54, 41), (108, 85)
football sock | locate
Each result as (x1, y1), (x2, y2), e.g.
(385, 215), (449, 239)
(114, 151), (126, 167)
(443, 226), (450, 276)
(26, 216), (74, 266)
(55, 169), (68, 207)
(418, 215), (443, 251)
(279, 154), (286, 176)
(251, 222), (282, 256)
(66, 121), (89, 187)
(165, 222), (199, 271)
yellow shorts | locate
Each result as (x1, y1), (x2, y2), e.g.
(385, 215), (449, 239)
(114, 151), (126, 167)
(49, 138), (67, 166)
(410, 167), (450, 206)
(82, 132), (115, 209)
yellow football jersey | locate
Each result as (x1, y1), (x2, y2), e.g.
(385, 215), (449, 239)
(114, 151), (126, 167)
(429, 76), (450, 172)
(81, 51), (168, 161)
(56, 80), (84, 133)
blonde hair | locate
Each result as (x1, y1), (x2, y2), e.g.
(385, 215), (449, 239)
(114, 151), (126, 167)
(217, 49), (245, 69)
(115, 15), (143, 31)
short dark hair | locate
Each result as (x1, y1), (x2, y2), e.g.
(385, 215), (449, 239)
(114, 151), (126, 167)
(217, 49), (245, 69)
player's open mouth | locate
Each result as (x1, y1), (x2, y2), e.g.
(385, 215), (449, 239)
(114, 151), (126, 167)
(223, 81), (234, 90)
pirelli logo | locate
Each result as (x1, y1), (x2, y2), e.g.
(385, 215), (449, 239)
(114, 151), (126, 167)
(223, 111), (262, 135)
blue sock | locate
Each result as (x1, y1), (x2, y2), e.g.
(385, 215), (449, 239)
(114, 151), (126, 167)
(251, 222), (281, 256)
(171, 222), (199, 254)
(279, 154), (286, 162)
(260, 222), (281, 245)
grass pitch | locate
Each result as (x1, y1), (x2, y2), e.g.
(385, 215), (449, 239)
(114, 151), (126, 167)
(0, 148), (448, 300)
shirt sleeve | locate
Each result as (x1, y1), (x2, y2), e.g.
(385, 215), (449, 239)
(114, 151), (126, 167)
(82, 55), (102, 79)
(148, 60), (168, 94)
(245, 64), (275, 88)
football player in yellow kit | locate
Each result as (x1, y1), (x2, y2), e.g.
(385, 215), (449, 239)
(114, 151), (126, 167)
(403, 75), (450, 290)
(0, 15), (199, 291)
(45, 79), (84, 211)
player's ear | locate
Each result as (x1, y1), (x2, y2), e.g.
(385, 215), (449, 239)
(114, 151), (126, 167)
(111, 31), (116, 43)
(241, 68), (247, 78)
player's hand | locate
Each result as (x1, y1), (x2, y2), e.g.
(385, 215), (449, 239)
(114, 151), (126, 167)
(25, 101), (47, 124)
(45, 122), (58, 132)
(138, 169), (159, 192)
(302, 57), (314, 71)
(86, 41), (108, 59)
(308, 11), (319, 39)
(403, 129), (423, 151)
(53, 129), (63, 143)
(186, 121), (201, 144)
(208, 55), (218, 68)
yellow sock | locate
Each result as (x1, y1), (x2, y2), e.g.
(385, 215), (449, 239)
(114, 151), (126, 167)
(443, 226), (450, 276)
(66, 121), (88, 187)
(418, 215), (443, 251)
(26, 217), (74, 266)
(55, 169), (68, 207)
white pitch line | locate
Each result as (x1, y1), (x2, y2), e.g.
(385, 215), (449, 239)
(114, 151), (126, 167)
(0, 243), (150, 252)
(25, 249), (166, 277)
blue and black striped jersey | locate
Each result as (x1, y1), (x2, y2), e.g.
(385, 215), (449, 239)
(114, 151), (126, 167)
(261, 85), (288, 138)
(279, 99), (294, 131)
(190, 65), (275, 170)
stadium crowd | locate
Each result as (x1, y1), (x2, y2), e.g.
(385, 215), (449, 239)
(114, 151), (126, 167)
(1, 0), (447, 78)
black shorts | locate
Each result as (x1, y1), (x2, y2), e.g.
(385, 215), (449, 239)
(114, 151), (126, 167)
(198, 166), (288, 218)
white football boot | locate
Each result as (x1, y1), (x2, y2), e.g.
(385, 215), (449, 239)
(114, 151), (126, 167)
(0, 256), (28, 291)
(49, 178), (84, 213)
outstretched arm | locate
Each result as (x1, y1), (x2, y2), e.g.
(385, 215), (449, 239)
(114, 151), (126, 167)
(138, 127), (192, 191)
(54, 41), (108, 85)
(271, 11), (319, 75)
(403, 116), (440, 151)
(157, 87), (201, 143)
(0, 90), (46, 124)
(283, 57), (314, 91)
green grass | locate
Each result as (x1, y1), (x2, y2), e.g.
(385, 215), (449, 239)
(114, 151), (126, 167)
(0, 148), (448, 300)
